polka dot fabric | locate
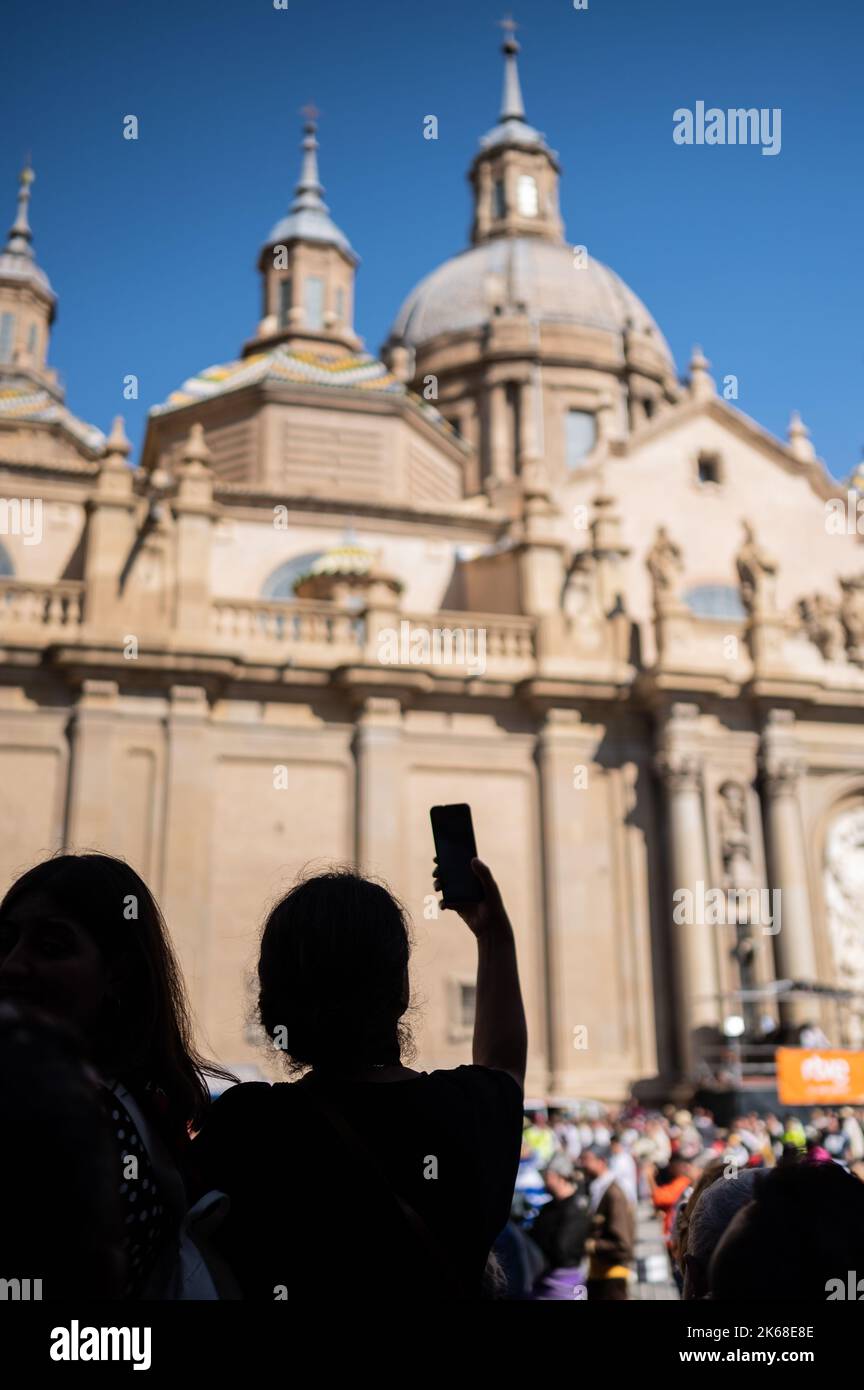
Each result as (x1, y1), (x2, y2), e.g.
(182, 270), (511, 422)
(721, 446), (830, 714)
(101, 1089), (172, 1298)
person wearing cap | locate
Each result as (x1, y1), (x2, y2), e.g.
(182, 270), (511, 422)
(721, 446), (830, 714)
(579, 1146), (635, 1300)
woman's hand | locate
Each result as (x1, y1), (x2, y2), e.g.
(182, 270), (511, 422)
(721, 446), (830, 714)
(432, 857), (512, 940)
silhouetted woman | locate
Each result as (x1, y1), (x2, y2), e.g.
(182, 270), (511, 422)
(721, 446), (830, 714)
(0, 853), (233, 1297)
(192, 858), (527, 1299)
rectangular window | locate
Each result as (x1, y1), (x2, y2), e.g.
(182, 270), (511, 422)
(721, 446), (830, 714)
(517, 174), (539, 217)
(278, 278), (293, 327)
(26, 323), (38, 357)
(566, 409), (597, 469)
(0, 313), (15, 363)
(492, 179), (506, 220)
(697, 452), (722, 485)
(304, 276), (325, 330)
(335, 287), (345, 322)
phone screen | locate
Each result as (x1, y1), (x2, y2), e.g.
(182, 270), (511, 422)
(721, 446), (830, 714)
(430, 803), (483, 906)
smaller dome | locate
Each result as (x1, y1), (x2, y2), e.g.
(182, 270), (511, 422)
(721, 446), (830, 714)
(265, 206), (356, 262)
(307, 543), (376, 579)
(478, 117), (550, 156)
(0, 249), (54, 299)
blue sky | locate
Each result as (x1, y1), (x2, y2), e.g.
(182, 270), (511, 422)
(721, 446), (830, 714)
(4, 0), (862, 477)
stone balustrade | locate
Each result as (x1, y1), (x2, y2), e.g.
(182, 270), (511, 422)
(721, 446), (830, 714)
(0, 579), (84, 632)
(211, 597), (365, 652)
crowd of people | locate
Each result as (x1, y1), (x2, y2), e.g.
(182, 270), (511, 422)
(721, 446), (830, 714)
(500, 1102), (864, 1299)
(2, 846), (864, 1303)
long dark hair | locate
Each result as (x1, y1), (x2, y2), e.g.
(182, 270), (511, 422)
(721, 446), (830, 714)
(257, 868), (414, 1072)
(0, 853), (233, 1137)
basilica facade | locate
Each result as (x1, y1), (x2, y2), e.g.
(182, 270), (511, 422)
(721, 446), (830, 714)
(1, 34), (863, 1101)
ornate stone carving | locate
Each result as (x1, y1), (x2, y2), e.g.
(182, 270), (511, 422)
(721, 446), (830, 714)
(646, 525), (683, 611)
(655, 748), (702, 794)
(840, 573), (864, 664)
(760, 751), (806, 799)
(718, 780), (756, 886)
(736, 521), (778, 617)
(824, 805), (864, 1010)
(798, 592), (846, 661)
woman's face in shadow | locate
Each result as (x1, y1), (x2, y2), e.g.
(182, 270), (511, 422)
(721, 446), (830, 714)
(0, 890), (113, 1038)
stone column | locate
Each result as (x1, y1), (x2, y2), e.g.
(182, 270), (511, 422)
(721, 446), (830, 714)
(66, 679), (120, 850)
(656, 734), (719, 1076)
(485, 381), (512, 484)
(160, 685), (212, 1009)
(354, 697), (404, 885)
(82, 419), (137, 635)
(172, 424), (215, 634)
(760, 720), (817, 1026)
(536, 709), (596, 1097)
(519, 379), (538, 469)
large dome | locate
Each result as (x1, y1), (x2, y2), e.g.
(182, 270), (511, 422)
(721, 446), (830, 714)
(389, 236), (674, 366)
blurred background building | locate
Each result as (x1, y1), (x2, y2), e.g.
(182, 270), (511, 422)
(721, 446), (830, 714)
(2, 32), (864, 1100)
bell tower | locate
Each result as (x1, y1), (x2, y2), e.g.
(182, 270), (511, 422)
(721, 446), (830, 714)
(247, 108), (362, 356)
(469, 20), (565, 247)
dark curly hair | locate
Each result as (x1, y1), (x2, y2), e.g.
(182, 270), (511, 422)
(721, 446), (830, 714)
(257, 868), (414, 1072)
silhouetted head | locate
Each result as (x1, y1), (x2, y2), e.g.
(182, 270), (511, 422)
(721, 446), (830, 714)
(257, 869), (413, 1072)
(0, 1002), (126, 1298)
(0, 853), (228, 1134)
(710, 1162), (864, 1300)
(682, 1166), (762, 1300)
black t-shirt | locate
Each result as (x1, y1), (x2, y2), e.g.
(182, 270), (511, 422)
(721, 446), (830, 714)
(192, 1066), (523, 1300)
(529, 1188), (592, 1270)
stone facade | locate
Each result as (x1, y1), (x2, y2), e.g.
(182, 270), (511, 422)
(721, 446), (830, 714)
(2, 35), (864, 1101)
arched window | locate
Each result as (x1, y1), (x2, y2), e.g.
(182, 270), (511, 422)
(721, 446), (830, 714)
(262, 552), (323, 600)
(683, 583), (745, 620)
(0, 540), (13, 577)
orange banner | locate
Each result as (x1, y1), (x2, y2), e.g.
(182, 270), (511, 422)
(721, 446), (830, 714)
(775, 1047), (864, 1106)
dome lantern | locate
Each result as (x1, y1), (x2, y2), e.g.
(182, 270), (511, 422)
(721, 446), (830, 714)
(0, 162), (57, 378)
(469, 20), (564, 247)
(249, 109), (362, 357)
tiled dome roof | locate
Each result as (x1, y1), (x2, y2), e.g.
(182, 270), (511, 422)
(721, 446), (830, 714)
(0, 380), (104, 451)
(153, 345), (404, 413)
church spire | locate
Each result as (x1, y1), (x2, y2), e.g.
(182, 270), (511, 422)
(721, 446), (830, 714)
(249, 110), (361, 356)
(0, 162), (56, 374)
(499, 18), (526, 122)
(292, 105), (326, 214)
(5, 162), (36, 258)
(469, 22), (564, 247)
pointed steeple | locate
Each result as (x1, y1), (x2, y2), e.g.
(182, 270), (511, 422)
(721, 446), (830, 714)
(0, 163), (56, 373)
(290, 106), (328, 218)
(265, 108), (357, 264)
(5, 162), (36, 258)
(469, 22), (563, 246)
(249, 109), (361, 356)
(499, 18), (526, 122)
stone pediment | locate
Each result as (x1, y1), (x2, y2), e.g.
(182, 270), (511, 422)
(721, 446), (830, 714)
(619, 392), (839, 504)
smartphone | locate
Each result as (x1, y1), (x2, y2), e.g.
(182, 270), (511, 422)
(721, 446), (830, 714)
(430, 803), (484, 907)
